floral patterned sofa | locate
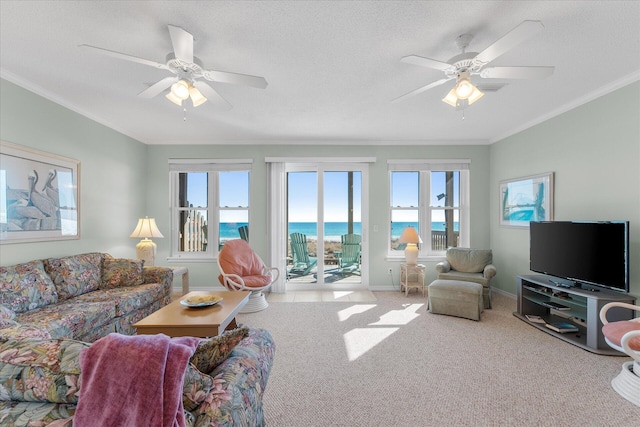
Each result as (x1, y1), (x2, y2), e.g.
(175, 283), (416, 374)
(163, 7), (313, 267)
(0, 327), (275, 426)
(0, 252), (173, 342)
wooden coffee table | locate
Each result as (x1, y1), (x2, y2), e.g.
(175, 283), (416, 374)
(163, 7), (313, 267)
(134, 291), (250, 338)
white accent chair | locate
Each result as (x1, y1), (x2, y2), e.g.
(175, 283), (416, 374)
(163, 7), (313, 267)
(217, 239), (279, 313)
(600, 302), (640, 407)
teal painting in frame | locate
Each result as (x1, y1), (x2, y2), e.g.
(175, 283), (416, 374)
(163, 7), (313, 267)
(499, 172), (553, 228)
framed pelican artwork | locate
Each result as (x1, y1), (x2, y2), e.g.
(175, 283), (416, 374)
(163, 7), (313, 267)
(0, 141), (80, 244)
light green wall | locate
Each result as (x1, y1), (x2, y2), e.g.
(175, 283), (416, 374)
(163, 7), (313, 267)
(489, 81), (640, 299)
(145, 144), (491, 289)
(0, 79), (149, 265)
(4, 75), (636, 300)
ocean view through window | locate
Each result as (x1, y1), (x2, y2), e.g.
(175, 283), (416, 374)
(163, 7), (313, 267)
(219, 221), (459, 242)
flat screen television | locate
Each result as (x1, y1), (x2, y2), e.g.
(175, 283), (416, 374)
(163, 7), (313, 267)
(529, 221), (629, 293)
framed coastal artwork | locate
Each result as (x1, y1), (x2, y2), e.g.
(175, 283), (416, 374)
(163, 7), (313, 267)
(0, 141), (80, 244)
(499, 172), (553, 228)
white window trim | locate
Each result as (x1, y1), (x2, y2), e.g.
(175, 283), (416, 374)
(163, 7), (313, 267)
(387, 160), (470, 261)
(167, 159), (252, 261)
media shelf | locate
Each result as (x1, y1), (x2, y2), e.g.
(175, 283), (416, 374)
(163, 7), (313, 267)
(515, 275), (636, 355)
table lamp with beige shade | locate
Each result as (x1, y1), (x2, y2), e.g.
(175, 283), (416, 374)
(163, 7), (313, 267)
(399, 226), (422, 265)
(130, 217), (164, 266)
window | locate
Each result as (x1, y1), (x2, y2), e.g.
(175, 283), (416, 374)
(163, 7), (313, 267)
(388, 160), (470, 258)
(169, 159), (252, 260)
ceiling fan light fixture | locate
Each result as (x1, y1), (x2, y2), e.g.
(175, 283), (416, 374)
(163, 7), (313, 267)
(467, 87), (485, 105)
(442, 70), (485, 108)
(165, 90), (183, 106)
(171, 80), (190, 100)
(442, 88), (459, 107)
(189, 85), (207, 107)
(454, 78), (474, 99)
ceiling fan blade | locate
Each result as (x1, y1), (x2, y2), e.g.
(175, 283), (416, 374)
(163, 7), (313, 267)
(400, 55), (455, 72)
(138, 76), (179, 98)
(474, 20), (545, 66)
(480, 66), (554, 80)
(79, 44), (172, 71)
(193, 81), (232, 110)
(202, 70), (268, 89)
(391, 78), (453, 103)
(168, 25), (194, 63)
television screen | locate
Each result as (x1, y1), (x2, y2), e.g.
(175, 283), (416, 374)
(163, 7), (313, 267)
(529, 221), (629, 292)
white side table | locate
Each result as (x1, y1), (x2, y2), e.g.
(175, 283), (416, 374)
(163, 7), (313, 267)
(169, 266), (189, 295)
(400, 263), (426, 297)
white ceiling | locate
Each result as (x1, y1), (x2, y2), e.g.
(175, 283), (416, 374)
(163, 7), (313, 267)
(1, 1), (639, 145)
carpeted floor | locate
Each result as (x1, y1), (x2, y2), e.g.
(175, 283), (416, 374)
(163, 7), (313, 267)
(237, 291), (640, 426)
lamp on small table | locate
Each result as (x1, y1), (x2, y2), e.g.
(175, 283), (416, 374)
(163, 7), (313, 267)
(399, 226), (422, 265)
(129, 217), (164, 266)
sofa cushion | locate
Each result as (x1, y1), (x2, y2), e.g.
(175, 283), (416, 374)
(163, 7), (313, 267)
(446, 248), (492, 273)
(0, 260), (59, 313)
(73, 283), (166, 317)
(101, 258), (144, 289)
(190, 327), (249, 374)
(0, 325), (52, 341)
(0, 339), (88, 403)
(44, 253), (103, 300)
(15, 300), (116, 340)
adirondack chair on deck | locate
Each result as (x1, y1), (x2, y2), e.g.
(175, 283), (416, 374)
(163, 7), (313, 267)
(288, 232), (317, 276)
(338, 233), (361, 274)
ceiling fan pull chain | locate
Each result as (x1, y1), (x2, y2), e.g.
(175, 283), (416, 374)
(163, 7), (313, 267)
(183, 107), (187, 122)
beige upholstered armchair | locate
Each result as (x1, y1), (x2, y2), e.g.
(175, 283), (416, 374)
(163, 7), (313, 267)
(435, 248), (496, 309)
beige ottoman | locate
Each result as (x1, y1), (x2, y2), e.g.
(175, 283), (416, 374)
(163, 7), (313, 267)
(428, 279), (483, 321)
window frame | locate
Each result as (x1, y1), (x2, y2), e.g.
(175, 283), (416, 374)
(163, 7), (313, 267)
(387, 159), (470, 260)
(168, 159), (252, 261)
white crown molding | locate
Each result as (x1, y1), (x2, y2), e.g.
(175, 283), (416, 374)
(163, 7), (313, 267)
(490, 70), (640, 144)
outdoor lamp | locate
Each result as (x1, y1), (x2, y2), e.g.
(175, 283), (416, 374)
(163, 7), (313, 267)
(399, 226), (422, 265)
(130, 217), (164, 266)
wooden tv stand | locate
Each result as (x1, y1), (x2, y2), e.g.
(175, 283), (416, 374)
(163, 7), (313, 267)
(514, 275), (636, 355)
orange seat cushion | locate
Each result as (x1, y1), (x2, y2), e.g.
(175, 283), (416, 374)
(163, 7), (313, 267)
(218, 239), (272, 289)
(602, 321), (640, 351)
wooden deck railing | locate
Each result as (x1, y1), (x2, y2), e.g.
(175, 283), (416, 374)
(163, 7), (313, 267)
(181, 210), (207, 251)
(431, 230), (459, 251)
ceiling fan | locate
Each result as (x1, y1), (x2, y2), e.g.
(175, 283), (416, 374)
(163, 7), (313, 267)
(393, 20), (554, 108)
(79, 25), (267, 109)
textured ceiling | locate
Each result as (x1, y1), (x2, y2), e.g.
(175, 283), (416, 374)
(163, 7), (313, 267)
(1, 1), (639, 145)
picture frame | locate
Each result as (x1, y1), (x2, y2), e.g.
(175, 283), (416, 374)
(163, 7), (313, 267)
(499, 172), (553, 228)
(0, 141), (80, 244)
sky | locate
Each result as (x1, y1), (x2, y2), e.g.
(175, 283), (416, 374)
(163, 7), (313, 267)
(184, 170), (459, 223)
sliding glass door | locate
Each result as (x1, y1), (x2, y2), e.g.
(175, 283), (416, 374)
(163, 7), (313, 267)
(287, 164), (367, 290)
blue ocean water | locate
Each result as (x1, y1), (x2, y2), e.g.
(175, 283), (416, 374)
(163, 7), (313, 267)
(220, 221), (459, 240)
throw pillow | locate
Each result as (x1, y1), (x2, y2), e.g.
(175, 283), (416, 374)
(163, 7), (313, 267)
(182, 363), (214, 412)
(0, 260), (59, 313)
(190, 326), (249, 374)
(101, 258), (144, 289)
(45, 253), (103, 300)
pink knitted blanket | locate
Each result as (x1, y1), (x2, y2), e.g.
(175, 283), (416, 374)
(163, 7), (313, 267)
(74, 333), (199, 427)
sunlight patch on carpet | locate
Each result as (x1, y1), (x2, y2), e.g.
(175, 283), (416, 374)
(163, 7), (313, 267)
(337, 304), (377, 322)
(369, 303), (424, 326)
(343, 327), (398, 361)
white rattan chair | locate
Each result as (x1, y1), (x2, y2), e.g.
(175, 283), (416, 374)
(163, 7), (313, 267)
(217, 239), (279, 313)
(600, 302), (640, 407)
